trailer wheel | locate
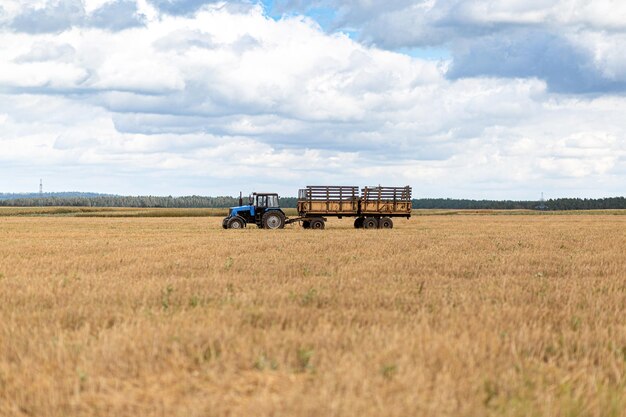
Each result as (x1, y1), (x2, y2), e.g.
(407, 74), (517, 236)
(302, 220), (311, 229)
(354, 217), (364, 229)
(309, 218), (325, 230)
(262, 211), (285, 229)
(380, 217), (393, 229)
(227, 216), (245, 229)
(363, 217), (378, 229)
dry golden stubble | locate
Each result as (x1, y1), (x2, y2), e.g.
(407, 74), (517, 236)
(0, 214), (624, 417)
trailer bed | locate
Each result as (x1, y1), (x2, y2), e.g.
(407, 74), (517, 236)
(297, 186), (359, 216)
(360, 186), (412, 216)
(297, 185), (412, 218)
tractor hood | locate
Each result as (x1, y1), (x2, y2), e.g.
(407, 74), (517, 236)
(229, 205), (254, 217)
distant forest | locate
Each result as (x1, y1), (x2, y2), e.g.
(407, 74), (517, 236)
(0, 192), (111, 200)
(0, 194), (246, 208)
(1, 193), (625, 210)
(412, 197), (626, 210)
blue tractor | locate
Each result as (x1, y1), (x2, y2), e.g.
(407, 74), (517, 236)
(222, 192), (286, 229)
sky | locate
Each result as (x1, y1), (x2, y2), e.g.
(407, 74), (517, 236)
(0, 0), (625, 199)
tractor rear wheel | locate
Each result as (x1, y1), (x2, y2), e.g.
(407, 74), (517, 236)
(262, 211), (285, 229)
(380, 217), (393, 229)
(227, 216), (245, 229)
(363, 217), (378, 229)
(354, 217), (364, 228)
(309, 218), (325, 230)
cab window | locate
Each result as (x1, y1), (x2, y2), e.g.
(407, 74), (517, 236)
(256, 195), (267, 207)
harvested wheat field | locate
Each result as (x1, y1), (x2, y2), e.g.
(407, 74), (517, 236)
(0, 213), (625, 417)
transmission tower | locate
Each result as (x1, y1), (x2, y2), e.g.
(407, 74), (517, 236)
(39, 179), (43, 195)
(536, 192), (548, 211)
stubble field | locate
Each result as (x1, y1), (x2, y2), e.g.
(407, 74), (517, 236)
(0, 213), (625, 417)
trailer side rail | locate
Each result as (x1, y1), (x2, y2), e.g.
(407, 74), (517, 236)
(361, 186), (412, 215)
(298, 186), (359, 200)
(297, 186), (359, 215)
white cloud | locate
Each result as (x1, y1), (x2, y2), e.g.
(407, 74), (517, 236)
(278, 0), (626, 94)
(0, 2), (624, 198)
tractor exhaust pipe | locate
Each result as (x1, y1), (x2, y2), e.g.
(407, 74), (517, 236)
(239, 191), (243, 206)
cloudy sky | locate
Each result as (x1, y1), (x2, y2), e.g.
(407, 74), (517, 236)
(1, 0), (625, 198)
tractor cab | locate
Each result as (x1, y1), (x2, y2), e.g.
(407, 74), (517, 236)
(223, 192), (285, 229)
(252, 193), (279, 210)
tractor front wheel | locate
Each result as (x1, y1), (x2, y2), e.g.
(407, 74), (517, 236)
(227, 216), (246, 229)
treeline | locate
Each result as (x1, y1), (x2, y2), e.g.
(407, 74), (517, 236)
(0, 192), (112, 200)
(0, 195), (242, 208)
(0, 195), (624, 210)
(413, 199), (535, 210)
(412, 197), (626, 210)
(540, 197), (626, 210)
(0, 195), (301, 208)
